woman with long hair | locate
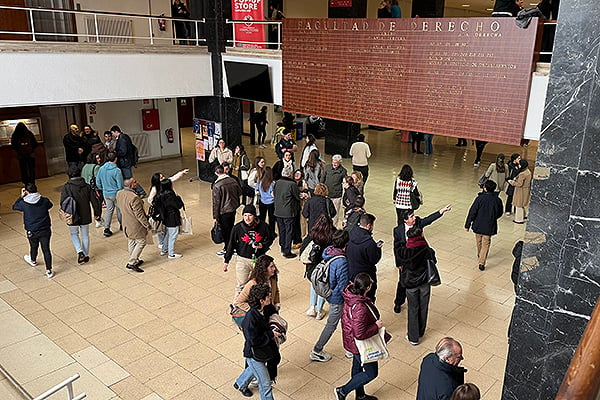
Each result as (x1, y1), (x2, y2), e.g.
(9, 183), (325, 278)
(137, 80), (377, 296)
(234, 254), (280, 312)
(304, 149), (324, 194)
(148, 168), (188, 250)
(302, 183), (336, 233)
(504, 153), (521, 215)
(301, 134), (318, 168)
(153, 179), (184, 258)
(393, 164), (420, 225)
(233, 145), (251, 204)
(246, 157), (266, 205)
(351, 170), (364, 195)
(257, 166), (276, 238)
(304, 214), (335, 320)
(233, 283), (280, 400)
(335, 272), (389, 400)
(509, 159), (532, 224)
(342, 176), (361, 212)
(208, 138), (233, 165)
(482, 154), (507, 192)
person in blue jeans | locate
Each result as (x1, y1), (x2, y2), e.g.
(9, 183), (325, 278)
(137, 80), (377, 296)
(335, 273), (390, 400)
(423, 133), (434, 156)
(96, 151), (123, 237)
(153, 179), (184, 259)
(234, 283), (281, 400)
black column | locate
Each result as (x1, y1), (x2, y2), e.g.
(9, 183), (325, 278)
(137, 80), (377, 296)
(503, 0), (600, 399)
(328, 0), (367, 18)
(411, 0), (445, 17)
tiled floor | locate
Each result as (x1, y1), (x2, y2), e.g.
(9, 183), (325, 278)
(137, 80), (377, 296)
(0, 128), (538, 399)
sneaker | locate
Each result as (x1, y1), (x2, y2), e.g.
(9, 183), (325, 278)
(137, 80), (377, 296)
(473, 162), (480, 167)
(248, 378), (258, 388)
(478, 264), (486, 271)
(316, 311), (326, 320)
(135, 260), (144, 267)
(505, 212), (511, 216)
(83, 256), (90, 264)
(95, 220), (103, 228)
(157, 243), (163, 249)
(334, 387), (347, 400)
(216, 249), (226, 256)
(160, 251), (168, 256)
(103, 228), (113, 237)
(345, 350), (353, 358)
(292, 243), (302, 249)
(168, 253), (183, 259)
(46, 270), (55, 279)
(233, 382), (253, 397)
(306, 306), (317, 317)
(283, 253), (297, 259)
(77, 252), (85, 264)
(24, 255), (37, 267)
(405, 335), (419, 346)
(357, 395), (378, 400)
(310, 349), (332, 362)
(126, 263), (144, 273)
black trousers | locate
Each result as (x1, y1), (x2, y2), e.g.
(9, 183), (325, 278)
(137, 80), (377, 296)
(27, 228), (52, 270)
(218, 212), (236, 249)
(257, 126), (267, 145)
(353, 164), (369, 184)
(18, 154), (36, 184)
(292, 213), (302, 245)
(276, 216), (294, 254)
(394, 270), (406, 307)
(406, 284), (431, 342)
(259, 201), (276, 238)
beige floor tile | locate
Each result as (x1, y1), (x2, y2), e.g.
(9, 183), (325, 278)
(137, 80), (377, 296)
(378, 357), (420, 390)
(172, 382), (227, 400)
(125, 351), (177, 383)
(10, 297), (45, 316)
(170, 342), (221, 372)
(54, 302), (101, 325)
(0, 280), (17, 294)
(170, 310), (215, 335)
(24, 308), (59, 328)
(113, 308), (157, 330)
(110, 375), (154, 400)
(0, 309), (41, 348)
(98, 296), (138, 319)
(149, 329), (197, 356)
(129, 318), (177, 343)
(0, 288), (30, 305)
(87, 325), (136, 352)
(140, 393), (165, 400)
(146, 365), (200, 399)
(0, 334), (74, 384)
(70, 313), (116, 338)
(150, 301), (196, 323)
(53, 332), (91, 355)
(42, 292), (85, 314)
(39, 319), (75, 341)
(0, 376), (25, 400)
(106, 338), (155, 366)
(72, 345), (111, 369)
(193, 357), (242, 389)
(90, 359), (130, 386)
(136, 291), (176, 311)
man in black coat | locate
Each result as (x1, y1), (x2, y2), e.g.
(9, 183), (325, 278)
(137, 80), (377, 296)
(63, 124), (85, 170)
(393, 204), (452, 313)
(273, 166), (300, 258)
(346, 213), (382, 301)
(417, 337), (467, 400)
(465, 180), (504, 271)
(111, 125), (135, 179)
(11, 122), (38, 184)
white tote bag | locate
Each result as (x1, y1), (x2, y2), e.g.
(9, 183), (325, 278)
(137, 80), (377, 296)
(351, 304), (389, 365)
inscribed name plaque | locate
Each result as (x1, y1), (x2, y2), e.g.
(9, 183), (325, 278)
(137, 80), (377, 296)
(282, 18), (539, 145)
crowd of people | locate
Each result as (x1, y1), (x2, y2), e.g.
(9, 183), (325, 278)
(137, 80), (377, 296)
(9, 117), (533, 400)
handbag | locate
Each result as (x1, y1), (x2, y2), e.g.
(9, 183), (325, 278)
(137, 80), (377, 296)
(300, 240), (315, 264)
(410, 187), (422, 210)
(351, 304), (389, 365)
(211, 221), (224, 244)
(478, 172), (489, 188)
(180, 209), (193, 235)
(426, 258), (441, 286)
(269, 313), (288, 347)
(229, 304), (246, 329)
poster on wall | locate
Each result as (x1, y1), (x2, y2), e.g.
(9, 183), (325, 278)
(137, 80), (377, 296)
(195, 139), (205, 161)
(231, 0), (266, 48)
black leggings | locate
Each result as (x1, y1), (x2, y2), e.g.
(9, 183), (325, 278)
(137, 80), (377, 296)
(27, 229), (52, 270)
(257, 127), (267, 145)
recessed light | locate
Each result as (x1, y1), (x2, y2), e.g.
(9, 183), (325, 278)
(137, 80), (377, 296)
(461, 4), (470, 6)
(486, 8), (493, 10)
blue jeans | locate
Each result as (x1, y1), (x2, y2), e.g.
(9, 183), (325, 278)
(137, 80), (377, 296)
(161, 226), (179, 256)
(235, 357), (274, 400)
(157, 225), (167, 247)
(69, 224), (90, 255)
(103, 195), (122, 230)
(340, 354), (378, 397)
(423, 134), (433, 155)
(309, 286), (325, 311)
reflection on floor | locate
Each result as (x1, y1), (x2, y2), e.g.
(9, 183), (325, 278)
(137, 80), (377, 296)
(0, 129), (537, 399)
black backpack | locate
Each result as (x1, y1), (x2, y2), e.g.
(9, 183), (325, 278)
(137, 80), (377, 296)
(131, 144), (139, 166)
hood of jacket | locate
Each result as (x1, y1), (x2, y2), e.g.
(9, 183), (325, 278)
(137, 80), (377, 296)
(68, 177), (87, 187)
(323, 245), (345, 261)
(349, 226), (373, 245)
(342, 283), (370, 308)
(23, 193), (41, 204)
(102, 162), (120, 173)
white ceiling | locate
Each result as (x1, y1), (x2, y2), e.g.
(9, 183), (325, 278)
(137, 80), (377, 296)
(444, 0), (540, 15)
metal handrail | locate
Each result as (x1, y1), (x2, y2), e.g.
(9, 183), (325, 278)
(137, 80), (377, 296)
(32, 374), (86, 400)
(225, 20), (282, 49)
(0, 4), (206, 46)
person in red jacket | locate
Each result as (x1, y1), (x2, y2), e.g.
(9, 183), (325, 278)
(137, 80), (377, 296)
(335, 273), (390, 400)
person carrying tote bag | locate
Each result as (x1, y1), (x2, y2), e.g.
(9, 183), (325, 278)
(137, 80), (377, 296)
(336, 273), (391, 400)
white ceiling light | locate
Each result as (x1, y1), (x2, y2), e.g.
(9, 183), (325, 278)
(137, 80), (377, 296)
(461, 4), (471, 6)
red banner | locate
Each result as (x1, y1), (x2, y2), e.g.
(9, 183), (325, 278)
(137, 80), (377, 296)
(232, 0), (265, 49)
(330, 0), (352, 6)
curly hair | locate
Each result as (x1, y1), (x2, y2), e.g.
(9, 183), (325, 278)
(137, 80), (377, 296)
(250, 255), (277, 285)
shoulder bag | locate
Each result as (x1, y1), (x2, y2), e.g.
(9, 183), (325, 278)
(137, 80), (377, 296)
(211, 221), (224, 244)
(426, 249), (441, 286)
(410, 186), (422, 210)
(350, 304), (390, 365)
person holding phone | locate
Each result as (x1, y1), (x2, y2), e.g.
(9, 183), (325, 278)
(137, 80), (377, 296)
(346, 213), (382, 302)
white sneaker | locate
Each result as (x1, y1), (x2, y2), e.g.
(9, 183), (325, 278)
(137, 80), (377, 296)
(24, 255), (37, 267)
(216, 249), (226, 256)
(310, 349), (332, 362)
(505, 212), (511, 216)
(168, 253), (183, 259)
(157, 243), (163, 249)
(345, 350), (353, 358)
(95, 220), (103, 228)
(306, 306), (316, 317)
(46, 270), (55, 279)
(316, 311), (326, 320)
(160, 251), (168, 256)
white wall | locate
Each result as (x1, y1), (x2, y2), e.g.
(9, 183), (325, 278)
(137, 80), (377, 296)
(222, 54), (283, 105)
(87, 99), (181, 161)
(0, 50), (213, 108)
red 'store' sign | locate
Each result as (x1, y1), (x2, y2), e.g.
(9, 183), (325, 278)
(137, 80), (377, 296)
(231, 0), (265, 48)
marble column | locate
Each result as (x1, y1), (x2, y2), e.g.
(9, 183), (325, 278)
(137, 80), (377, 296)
(323, 118), (360, 159)
(411, 0), (445, 17)
(502, 0), (600, 399)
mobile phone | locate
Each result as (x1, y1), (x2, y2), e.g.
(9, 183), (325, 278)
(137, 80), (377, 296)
(376, 240), (384, 247)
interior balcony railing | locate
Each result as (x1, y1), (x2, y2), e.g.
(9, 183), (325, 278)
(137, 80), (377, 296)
(0, 4), (206, 46)
(225, 19), (282, 50)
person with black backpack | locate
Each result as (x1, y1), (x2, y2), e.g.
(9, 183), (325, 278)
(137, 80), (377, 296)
(309, 229), (349, 363)
(11, 122), (38, 185)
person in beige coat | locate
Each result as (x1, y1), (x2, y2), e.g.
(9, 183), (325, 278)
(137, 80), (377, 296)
(508, 160), (532, 224)
(116, 177), (151, 272)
